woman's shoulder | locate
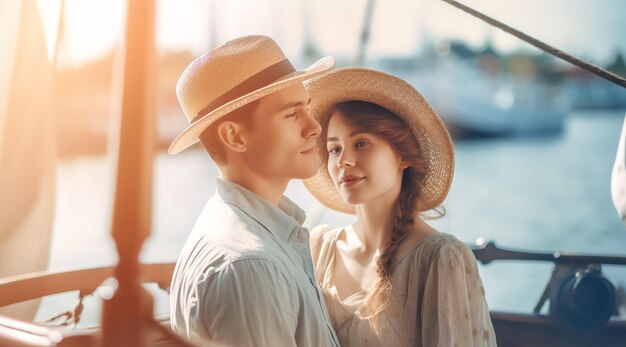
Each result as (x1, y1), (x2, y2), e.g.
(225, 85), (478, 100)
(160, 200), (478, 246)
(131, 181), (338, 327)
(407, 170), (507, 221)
(428, 232), (470, 251)
(310, 224), (344, 243)
(409, 232), (477, 267)
(309, 224), (345, 261)
(406, 232), (484, 294)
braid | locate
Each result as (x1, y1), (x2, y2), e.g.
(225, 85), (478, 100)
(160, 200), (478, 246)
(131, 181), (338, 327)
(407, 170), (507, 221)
(377, 172), (418, 281)
(364, 169), (421, 327)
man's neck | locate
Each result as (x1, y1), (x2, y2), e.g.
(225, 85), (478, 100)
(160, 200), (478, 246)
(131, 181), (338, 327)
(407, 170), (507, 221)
(219, 166), (289, 206)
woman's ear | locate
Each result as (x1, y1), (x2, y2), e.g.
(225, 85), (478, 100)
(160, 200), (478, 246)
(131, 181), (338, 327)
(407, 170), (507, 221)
(399, 158), (410, 170)
(217, 121), (247, 152)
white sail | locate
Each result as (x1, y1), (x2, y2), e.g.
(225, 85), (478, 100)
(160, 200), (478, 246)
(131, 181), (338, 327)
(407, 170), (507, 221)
(0, 0), (56, 321)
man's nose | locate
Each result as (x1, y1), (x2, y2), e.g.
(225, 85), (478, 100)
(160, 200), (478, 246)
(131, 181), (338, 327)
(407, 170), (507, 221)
(303, 110), (321, 138)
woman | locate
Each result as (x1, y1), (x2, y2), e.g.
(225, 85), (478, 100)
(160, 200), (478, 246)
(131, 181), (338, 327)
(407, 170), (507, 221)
(304, 68), (496, 346)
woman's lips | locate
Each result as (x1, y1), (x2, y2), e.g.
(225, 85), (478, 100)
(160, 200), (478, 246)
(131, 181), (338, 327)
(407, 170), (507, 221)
(340, 176), (365, 187)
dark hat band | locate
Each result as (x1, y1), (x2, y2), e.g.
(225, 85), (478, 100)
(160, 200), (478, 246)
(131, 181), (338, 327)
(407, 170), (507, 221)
(192, 59), (295, 123)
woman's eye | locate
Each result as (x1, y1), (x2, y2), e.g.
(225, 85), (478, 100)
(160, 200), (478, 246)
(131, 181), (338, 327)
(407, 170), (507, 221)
(355, 140), (369, 149)
(286, 112), (297, 119)
(328, 146), (340, 155)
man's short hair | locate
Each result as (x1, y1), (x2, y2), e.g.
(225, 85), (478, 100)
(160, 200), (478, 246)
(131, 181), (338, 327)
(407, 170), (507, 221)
(198, 100), (260, 165)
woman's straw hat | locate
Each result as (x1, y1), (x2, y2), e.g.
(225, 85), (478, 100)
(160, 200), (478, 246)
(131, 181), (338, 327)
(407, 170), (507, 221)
(303, 67), (455, 214)
(169, 35), (335, 154)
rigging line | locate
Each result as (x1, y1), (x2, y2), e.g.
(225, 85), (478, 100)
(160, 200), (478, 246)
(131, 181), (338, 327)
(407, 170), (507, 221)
(439, 0), (626, 89)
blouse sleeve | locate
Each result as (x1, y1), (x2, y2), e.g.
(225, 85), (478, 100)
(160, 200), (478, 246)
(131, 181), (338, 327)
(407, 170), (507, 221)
(421, 241), (497, 347)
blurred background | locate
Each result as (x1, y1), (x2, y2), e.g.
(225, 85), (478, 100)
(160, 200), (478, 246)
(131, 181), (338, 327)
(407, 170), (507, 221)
(2, 0), (626, 325)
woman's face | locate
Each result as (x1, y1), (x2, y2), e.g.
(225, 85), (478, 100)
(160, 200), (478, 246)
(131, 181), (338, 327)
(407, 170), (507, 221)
(326, 111), (406, 206)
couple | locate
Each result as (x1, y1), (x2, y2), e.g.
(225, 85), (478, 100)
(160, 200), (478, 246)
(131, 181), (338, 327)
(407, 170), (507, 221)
(169, 35), (496, 347)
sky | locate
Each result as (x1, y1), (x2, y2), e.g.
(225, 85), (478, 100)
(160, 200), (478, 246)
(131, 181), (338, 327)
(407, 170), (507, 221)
(36, 0), (626, 66)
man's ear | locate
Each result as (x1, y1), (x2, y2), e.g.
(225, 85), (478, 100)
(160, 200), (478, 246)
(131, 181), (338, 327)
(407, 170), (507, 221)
(216, 121), (247, 152)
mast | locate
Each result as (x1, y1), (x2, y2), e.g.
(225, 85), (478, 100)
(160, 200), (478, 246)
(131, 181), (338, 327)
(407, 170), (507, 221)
(208, 0), (217, 49)
(355, 0), (376, 66)
(101, 0), (156, 345)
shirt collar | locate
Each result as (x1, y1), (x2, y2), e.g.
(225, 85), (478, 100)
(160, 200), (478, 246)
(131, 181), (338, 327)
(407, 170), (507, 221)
(215, 178), (306, 241)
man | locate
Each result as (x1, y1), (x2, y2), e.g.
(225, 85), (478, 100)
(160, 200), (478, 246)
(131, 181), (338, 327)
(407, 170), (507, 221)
(168, 35), (339, 347)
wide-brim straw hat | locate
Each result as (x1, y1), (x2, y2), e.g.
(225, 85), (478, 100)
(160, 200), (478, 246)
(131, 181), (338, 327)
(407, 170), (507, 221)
(169, 35), (335, 154)
(303, 67), (455, 214)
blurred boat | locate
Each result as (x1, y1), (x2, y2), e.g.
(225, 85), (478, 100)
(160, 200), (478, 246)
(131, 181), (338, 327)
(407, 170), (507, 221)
(564, 78), (626, 110)
(561, 53), (626, 110)
(380, 57), (570, 138)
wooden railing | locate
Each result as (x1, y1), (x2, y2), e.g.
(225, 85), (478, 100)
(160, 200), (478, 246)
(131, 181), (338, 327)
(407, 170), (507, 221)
(0, 263), (189, 346)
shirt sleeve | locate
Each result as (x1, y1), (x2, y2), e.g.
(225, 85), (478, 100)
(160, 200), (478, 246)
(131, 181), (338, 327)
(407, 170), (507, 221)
(196, 258), (299, 347)
(611, 113), (626, 225)
(421, 242), (497, 347)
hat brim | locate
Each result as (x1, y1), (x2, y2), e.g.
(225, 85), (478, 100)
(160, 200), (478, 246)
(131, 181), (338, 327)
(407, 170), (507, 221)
(168, 56), (335, 155)
(302, 67), (455, 214)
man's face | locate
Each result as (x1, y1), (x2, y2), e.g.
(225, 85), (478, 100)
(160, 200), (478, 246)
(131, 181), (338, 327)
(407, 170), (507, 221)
(240, 82), (321, 180)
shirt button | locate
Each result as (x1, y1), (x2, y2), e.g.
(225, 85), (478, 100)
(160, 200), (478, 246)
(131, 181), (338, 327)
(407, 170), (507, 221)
(297, 227), (309, 241)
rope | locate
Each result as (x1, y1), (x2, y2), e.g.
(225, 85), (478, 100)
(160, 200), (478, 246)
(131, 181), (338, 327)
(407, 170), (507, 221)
(440, 0), (626, 89)
(42, 290), (88, 327)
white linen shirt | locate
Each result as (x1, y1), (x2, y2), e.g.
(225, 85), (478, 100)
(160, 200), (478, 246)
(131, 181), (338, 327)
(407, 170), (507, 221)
(170, 179), (340, 347)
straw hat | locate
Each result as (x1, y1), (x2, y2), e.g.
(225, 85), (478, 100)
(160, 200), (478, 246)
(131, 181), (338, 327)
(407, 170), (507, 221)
(303, 67), (455, 214)
(169, 35), (335, 154)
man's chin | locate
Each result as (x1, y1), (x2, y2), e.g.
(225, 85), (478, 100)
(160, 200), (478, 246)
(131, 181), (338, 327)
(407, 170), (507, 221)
(292, 167), (319, 180)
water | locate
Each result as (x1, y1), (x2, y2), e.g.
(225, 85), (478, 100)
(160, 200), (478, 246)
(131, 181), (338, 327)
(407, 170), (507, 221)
(36, 110), (626, 325)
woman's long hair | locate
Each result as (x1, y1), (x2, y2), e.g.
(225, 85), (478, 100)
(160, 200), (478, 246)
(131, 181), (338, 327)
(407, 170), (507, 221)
(321, 101), (443, 329)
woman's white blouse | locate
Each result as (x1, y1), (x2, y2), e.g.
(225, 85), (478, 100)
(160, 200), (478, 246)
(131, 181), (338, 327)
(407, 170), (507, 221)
(311, 225), (497, 347)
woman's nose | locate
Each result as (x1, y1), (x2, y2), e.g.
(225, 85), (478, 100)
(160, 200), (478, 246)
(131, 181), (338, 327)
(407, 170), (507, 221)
(338, 151), (355, 169)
